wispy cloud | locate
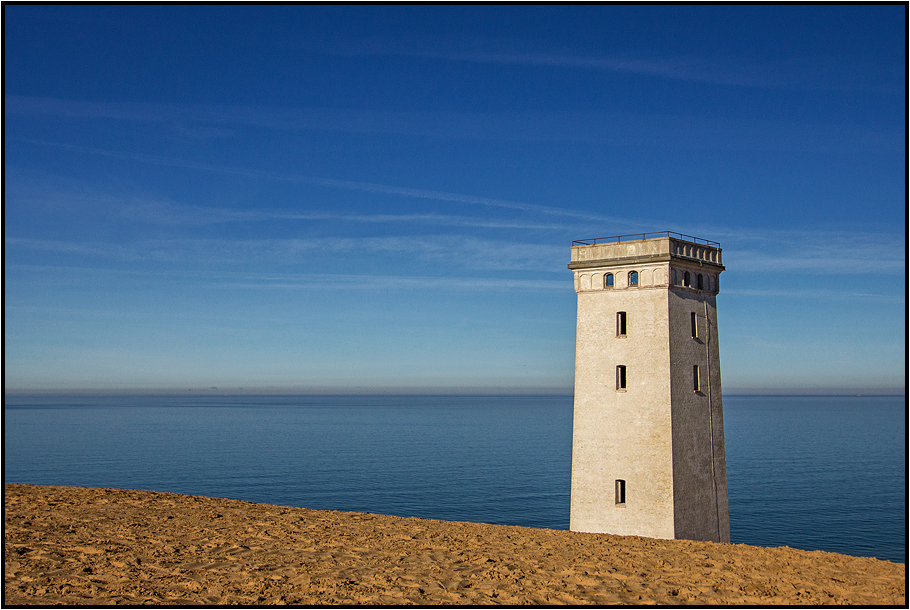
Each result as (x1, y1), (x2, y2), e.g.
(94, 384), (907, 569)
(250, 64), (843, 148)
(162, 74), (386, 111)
(12, 139), (641, 226)
(6, 263), (570, 293)
(723, 288), (902, 304)
(123, 201), (573, 230)
(8, 172), (904, 277)
(8, 97), (900, 153)
(6, 234), (568, 272)
(438, 52), (900, 94)
(205, 273), (569, 292)
(7, 142), (904, 281)
(4, 180), (578, 231)
(725, 250), (905, 274)
(656, 223), (905, 276)
(5, 238), (187, 263)
(381, 49), (787, 89)
(715, 229), (905, 275)
(301, 33), (902, 94)
(5, 238), (141, 260)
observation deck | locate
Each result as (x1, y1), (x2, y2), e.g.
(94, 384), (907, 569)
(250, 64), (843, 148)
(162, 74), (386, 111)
(568, 231), (723, 271)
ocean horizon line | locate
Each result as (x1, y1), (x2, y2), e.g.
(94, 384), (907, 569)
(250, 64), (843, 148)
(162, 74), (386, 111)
(4, 387), (905, 398)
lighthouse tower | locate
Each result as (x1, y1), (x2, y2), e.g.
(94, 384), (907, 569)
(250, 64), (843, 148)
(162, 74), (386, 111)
(568, 232), (730, 542)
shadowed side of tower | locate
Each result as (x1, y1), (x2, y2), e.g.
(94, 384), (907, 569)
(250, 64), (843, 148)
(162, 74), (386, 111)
(568, 233), (730, 543)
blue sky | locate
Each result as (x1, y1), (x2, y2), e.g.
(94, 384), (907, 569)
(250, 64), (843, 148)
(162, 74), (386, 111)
(4, 5), (905, 394)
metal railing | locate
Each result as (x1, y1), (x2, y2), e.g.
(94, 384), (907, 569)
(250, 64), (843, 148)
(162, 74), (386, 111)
(572, 231), (720, 247)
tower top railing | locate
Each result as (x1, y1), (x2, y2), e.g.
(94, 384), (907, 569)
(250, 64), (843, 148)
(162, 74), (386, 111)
(572, 231), (720, 247)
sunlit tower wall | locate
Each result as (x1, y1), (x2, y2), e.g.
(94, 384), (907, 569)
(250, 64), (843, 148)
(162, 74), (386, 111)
(568, 233), (730, 542)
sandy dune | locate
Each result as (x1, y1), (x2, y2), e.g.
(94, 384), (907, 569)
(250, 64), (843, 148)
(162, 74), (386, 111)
(4, 484), (904, 605)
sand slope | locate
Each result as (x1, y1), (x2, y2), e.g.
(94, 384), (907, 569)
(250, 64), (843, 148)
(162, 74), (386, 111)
(4, 484), (905, 605)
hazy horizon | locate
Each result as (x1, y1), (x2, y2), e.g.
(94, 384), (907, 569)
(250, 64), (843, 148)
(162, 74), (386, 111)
(4, 385), (905, 397)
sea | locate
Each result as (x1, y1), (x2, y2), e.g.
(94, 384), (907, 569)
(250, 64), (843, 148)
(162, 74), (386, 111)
(3, 393), (905, 564)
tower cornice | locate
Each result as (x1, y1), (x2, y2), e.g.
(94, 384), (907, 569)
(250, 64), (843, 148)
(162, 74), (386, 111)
(568, 235), (724, 272)
(567, 253), (725, 272)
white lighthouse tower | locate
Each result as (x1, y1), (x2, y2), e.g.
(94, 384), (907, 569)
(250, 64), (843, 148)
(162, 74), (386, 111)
(568, 232), (730, 542)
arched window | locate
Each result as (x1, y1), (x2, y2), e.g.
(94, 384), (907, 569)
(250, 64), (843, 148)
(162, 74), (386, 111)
(697, 274), (704, 290)
(629, 271), (638, 286)
(684, 271), (691, 287)
(604, 273), (614, 288)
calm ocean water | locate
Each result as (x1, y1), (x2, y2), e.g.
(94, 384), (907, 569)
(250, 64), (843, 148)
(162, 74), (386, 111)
(4, 394), (905, 563)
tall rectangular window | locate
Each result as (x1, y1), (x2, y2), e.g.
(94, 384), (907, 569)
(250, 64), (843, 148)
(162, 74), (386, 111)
(691, 312), (698, 339)
(615, 479), (626, 505)
(617, 311), (627, 337)
(693, 365), (700, 392)
(616, 365), (627, 390)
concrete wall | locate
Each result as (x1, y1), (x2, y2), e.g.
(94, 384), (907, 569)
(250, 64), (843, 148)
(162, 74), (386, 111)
(570, 262), (675, 538)
(570, 238), (671, 265)
(667, 288), (730, 542)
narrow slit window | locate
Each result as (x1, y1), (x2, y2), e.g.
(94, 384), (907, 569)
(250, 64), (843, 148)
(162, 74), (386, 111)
(691, 312), (697, 339)
(629, 271), (638, 286)
(615, 479), (626, 505)
(693, 365), (700, 392)
(604, 273), (614, 288)
(616, 365), (627, 390)
(617, 311), (627, 337)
